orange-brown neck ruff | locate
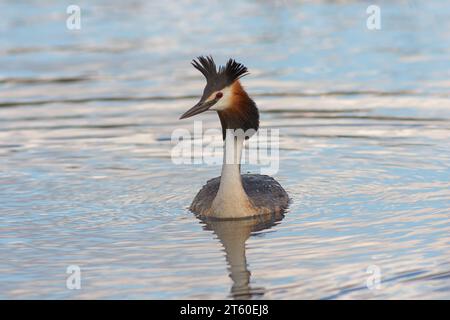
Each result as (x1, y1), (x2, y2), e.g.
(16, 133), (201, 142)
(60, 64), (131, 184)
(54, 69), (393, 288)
(217, 81), (259, 140)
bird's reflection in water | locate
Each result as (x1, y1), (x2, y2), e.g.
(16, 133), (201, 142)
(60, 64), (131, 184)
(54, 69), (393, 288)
(198, 212), (285, 299)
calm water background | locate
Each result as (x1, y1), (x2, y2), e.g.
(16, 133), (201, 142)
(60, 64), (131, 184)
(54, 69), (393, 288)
(1, 0), (449, 299)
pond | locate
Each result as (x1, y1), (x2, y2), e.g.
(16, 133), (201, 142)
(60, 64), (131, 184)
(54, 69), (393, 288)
(0, 0), (449, 299)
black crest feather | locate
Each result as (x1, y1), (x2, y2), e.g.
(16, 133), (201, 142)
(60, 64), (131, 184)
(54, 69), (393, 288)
(191, 56), (217, 80)
(221, 58), (249, 83)
(192, 56), (249, 95)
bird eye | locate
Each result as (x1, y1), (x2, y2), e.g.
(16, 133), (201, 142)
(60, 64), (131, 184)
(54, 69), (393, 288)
(215, 92), (223, 99)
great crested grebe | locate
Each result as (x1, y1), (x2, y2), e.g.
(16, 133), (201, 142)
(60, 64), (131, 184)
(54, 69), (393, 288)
(180, 56), (289, 219)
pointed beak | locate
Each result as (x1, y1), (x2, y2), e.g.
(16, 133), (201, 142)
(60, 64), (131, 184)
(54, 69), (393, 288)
(179, 99), (216, 120)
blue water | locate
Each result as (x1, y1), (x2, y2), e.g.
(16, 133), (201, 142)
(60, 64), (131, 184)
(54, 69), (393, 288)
(0, 0), (449, 299)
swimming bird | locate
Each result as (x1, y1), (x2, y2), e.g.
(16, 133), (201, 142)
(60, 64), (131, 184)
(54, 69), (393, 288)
(180, 56), (289, 219)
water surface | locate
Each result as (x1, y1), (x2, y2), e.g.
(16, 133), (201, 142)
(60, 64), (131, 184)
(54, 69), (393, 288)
(1, 0), (449, 299)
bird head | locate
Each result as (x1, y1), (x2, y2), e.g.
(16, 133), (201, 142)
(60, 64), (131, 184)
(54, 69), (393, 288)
(180, 56), (259, 139)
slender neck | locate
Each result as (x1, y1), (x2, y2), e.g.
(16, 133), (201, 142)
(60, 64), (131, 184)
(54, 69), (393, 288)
(218, 131), (245, 195)
(210, 131), (256, 218)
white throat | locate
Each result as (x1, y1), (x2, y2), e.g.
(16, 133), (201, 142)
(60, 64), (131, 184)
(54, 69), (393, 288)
(210, 131), (257, 218)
